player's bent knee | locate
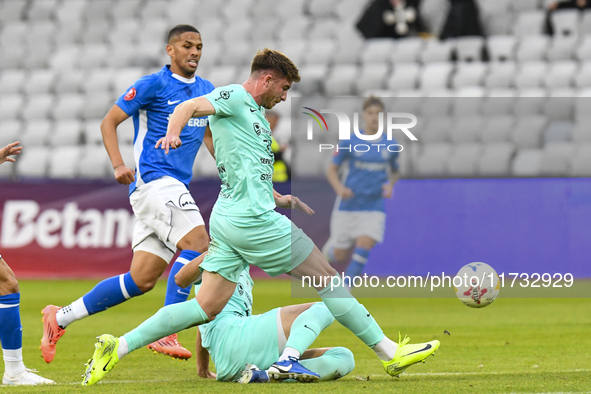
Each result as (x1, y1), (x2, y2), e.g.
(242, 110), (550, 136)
(331, 347), (355, 375)
(3, 276), (19, 294)
(136, 279), (157, 293)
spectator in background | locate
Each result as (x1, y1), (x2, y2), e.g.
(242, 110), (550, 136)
(439, 0), (484, 39)
(0, 141), (54, 386)
(546, 0), (591, 35)
(266, 111), (290, 183)
(357, 0), (428, 39)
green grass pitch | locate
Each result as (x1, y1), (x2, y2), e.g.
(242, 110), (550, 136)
(5, 278), (591, 393)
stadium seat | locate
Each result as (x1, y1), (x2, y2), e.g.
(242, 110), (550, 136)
(113, 68), (144, 96)
(361, 39), (396, 65)
(354, 63), (390, 93)
(419, 39), (455, 63)
(511, 148), (543, 176)
(81, 92), (113, 121)
(16, 146), (51, 178)
(49, 46), (82, 69)
(414, 143), (452, 177)
(575, 61), (591, 87)
(307, 18), (341, 40)
(49, 120), (82, 147)
(276, 0), (306, 19)
(26, 0), (57, 20)
(0, 1), (27, 23)
(513, 10), (546, 37)
(455, 36), (484, 62)
(574, 88), (591, 121)
(514, 87), (548, 115)
(482, 12), (514, 36)
(81, 69), (115, 94)
(485, 61), (517, 88)
(451, 62), (488, 88)
(512, 115), (548, 148)
(416, 116), (453, 143)
(205, 65), (238, 88)
(390, 37), (424, 63)
(515, 61), (548, 89)
(477, 142), (516, 176)
(109, 0), (141, 19)
(81, 21), (112, 45)
(543, 61), (578, 88)
(53, 20), (82, 46)
(541, 141), (575, 176)
(450, 116), (484, 143)
(551, 9), (580, 37)
(48, 146), (81, 179)
(22, 70), (55, 95)
(251, 19), (281, 42)
(546, 36), (578, 61)
(0, 94), (24, 120)
(78, 146), (110, 179)
(0, 22), (27, 47)
(324, 65), (359, 96)
(421, 93), (452, 116)
(0, 120), (21, 146)
(83, 0), (113, 20)
(20, 120), (52, 147)
(387, 63), (421, 90)
(297, 64), (329, 95)
(447, 143), (483, 177)
(278, 17), (309, 41)
(543, 92), (575, 120)
(516, 35), (549, 62)
(336, 0), (366, 22)
(570, 143), (591, 176)
(307, 0), (338, 18)
(511, 0), (540, 11)
(303, 39), (338, 66)
(575, 34), (591, 61)
(139, 0), (169, 20)
(421, 0), (450, 35)
(572, 118), (591, 142)
(275, 40), (307, 68)
(0, 45), (25, 69)
(78, 44), (110, 69)
(54, 69), (84, 94)
(481, 115), (515, 142)
(581, 10), (591, 35)
(52, 94), (84, 120)
(83, 120), (104, 145)
(0, 69), (25, 94)
(419, 62), (453, 90)
(452, 87), (486, 116)
(487, 35), (517, 62)
(543, 121), (573, 144)
(22, 94), (54, 121)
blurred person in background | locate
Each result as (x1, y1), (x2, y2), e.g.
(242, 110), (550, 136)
(439, 0), (484, 39)
(323, 97), (400, 283)
(40, 24), (215, 364)
(546, 0), (591, 35)
(266, 110), (290, 183)
(357, 0), (429, 38)
(0, 141), (54, 385)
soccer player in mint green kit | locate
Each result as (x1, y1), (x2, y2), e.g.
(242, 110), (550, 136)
(171, 259), (355, 383)
(82, 49), (439, 386)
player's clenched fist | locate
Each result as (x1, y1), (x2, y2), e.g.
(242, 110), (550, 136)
(113, 163), (135, 185)
(155, 135), (183, 154)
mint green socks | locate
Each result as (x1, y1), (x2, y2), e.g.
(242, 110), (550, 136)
(318, 276), (385, 347)
(123, 298), (208, 353)
(300, 347), (355, 381)
(284, 302), (334, 354)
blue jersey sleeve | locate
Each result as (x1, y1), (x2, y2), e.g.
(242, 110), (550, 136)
(389, 150), (400, 171)
(332, 143), (351, 166)
(115, 74), (159, 116)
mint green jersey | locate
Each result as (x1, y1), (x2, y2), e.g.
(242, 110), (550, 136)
(203, 85), (275, 217)
(197, 267), (253, 323)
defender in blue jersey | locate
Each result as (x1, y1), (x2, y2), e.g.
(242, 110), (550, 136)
(41, 25), (214, 363)
(324, 97), (400, 281)
(0, 142), (53, 385)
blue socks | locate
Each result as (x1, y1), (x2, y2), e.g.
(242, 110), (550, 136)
(0, 293), (22, 350)
(164, 250), (200, 306)
(345, 247), (370, 278)
(82, 272), (143, 315)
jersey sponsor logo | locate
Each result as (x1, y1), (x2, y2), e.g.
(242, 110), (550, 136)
(178, 193), (197, 210)
(237, 282), (244, 295)
(214, 89), (233, 101)
(354, 161), (389, 171)
(124, 87), (137, 101)
(168, 99), (181, 105)
(253, 122), (271, 136)
(250, 107), (257, 112)
(187, 117), (208, 127)
(1, 201), (134, 249)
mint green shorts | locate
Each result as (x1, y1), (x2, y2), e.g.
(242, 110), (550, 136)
(201, 210), (314, 283)
(200, 308), (281, 382)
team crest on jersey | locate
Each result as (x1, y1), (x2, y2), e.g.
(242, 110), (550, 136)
(124, 87), (136, 101)
(215, 90), (233, 101)
(237, 283), (244, 295)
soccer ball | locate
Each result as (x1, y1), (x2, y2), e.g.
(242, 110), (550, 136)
(454, 262), (500, 308)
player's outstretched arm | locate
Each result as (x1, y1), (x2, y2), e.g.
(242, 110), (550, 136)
(273, 189), (315, 215)
(326, 163), (354, 199)
(382, 170), (400, 199)
(0, 141), (22, 165)
(175, 253), (207, 288)
(196, 328), (216, 379)
(101, 105), (136, 185)
(156, 97), (216, 154)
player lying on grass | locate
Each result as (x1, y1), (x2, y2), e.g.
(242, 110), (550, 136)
(81, 49), (439, 386)
(177, 258), (354, 383)
(0, 142), (53, 386)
